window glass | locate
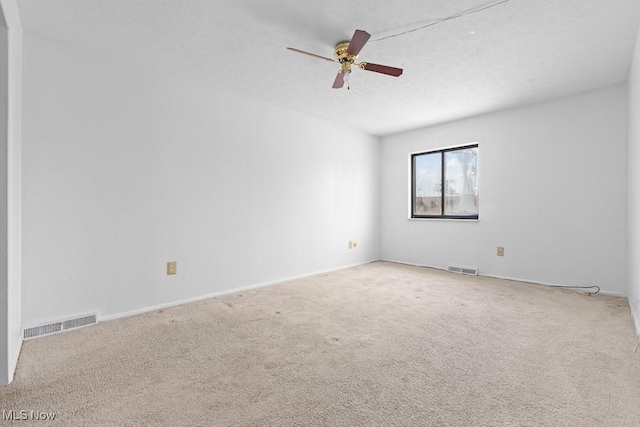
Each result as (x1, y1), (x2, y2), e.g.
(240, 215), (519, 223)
(413, 152), (442, 216)
(444, 147), (478, 217)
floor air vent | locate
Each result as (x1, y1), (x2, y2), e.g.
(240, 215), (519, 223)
(23, 323), (62, 339)
(23, 313), (98, 340)
(447, 265), (479, 276)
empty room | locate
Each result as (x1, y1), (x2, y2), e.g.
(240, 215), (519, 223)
(1, 0), (640, 425)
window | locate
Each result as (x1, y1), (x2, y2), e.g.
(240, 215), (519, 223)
(411, 144), (478, 219)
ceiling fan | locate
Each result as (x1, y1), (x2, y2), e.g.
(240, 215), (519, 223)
(287, 29), (403, 90)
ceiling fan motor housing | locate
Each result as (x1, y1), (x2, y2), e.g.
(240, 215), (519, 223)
(334, 41), (356, 73)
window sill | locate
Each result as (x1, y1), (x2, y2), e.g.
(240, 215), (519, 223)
(408, 217), (479, 222)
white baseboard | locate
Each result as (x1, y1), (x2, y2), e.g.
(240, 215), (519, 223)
(100, 260), (378, 323)
(381, 259), (627, 297)
(382, 259), (444, 272)
(8, 337), (22, 384)
(629, 297), (640, 338)
(482, 273), (627, 298)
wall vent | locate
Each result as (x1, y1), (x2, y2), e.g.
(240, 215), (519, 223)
(447, 264), (479, 276)
(63, 314), (97, 331)
(23, 313), (98, 340)
(23, 323), (62, 339)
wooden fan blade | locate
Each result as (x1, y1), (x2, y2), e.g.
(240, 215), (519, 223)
(361, 62), (403, 77)
(286, 47), (337, 63)
(332, 72), (344, 89)
(347, 30), (371, 56)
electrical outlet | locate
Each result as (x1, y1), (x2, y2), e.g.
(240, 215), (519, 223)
(348, 241), (353, 249)
(497, 247), (505, 257)
(167, 261), (177, 275)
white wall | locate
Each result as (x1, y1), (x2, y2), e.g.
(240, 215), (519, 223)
(7, 15), (21, 385)
(628, 27), (640, 336)
(0, 0), (21, 386)
(381, 85), (628, 294)
(0, 23), (8, 388)
(21, 32), (379, 327)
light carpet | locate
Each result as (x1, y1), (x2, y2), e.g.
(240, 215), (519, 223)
(1, 261), (639, 426)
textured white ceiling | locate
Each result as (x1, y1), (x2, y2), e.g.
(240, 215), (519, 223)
(17, 0), (640, 136)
